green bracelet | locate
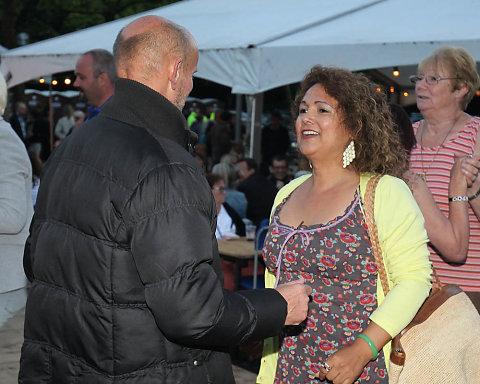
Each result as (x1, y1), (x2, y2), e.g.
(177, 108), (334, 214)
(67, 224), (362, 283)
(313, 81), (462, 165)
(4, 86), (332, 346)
(357, 334), (378, 361)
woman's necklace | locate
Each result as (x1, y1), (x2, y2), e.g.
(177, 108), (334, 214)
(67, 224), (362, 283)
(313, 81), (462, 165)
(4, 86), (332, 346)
(418, 116), (460, 182)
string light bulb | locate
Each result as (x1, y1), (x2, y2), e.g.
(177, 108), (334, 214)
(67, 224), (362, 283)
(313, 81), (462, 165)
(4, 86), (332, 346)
(390, 86), (395, 93)
(393, 67), (400, 77)
(64, 78), (71, 85)
(39, 78), (45, 84)
(52, 80), (58, 85)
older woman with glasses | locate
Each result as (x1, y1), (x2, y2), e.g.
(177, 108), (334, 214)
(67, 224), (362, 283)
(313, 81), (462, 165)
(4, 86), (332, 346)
(409, 46), (480, 306)
(206, 173), (245, 240)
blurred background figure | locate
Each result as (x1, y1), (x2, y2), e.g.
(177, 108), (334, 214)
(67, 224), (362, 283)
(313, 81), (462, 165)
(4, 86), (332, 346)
(74, 49), (116, 121)
(9, 101), (29, 146)
(0, 71), (33, 326)
(27, 149), (43, 207)
(54, 104), (75, 140)
(206, 109), (233, 166)
(409, 46), (480, 306)
(294, 154), (312, 179)
(72, 110), (86, 131)
(206, 173), (245, 291)
(261, 111), (290, 174)
(29, 107), (51, 162)
(207, 173), (245, 240)
(267, 154), (292, 190)
(211, 162), (247, 219)
(236, 158), (277, 226)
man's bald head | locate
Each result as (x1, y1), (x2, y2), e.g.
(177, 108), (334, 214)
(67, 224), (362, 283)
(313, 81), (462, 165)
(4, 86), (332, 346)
(113, 16), (196, 81)
(113, 15), (198, 109)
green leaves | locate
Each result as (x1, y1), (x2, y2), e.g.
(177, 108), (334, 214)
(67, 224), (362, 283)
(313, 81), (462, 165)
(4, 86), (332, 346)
(0, 0), (179, 47)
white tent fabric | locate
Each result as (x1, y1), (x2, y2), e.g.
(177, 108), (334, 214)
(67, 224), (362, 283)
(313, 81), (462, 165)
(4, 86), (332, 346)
(1, 0), (479, 93)
(256, 0), (480, 92)
(0, 0), (380, 90)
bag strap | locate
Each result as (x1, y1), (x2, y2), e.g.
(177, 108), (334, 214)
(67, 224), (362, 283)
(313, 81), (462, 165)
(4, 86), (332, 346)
(363, 175), (443, 294)
(363, 175), (391, 295)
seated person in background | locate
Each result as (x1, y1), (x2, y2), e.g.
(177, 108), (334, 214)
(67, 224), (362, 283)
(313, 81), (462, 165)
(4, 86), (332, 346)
(54, 104), (75, 140)
(207, 173), (246, 291)
(267, 154), (292, 190)
(72, 110), (86, 131)
(236, 157), (278, 226)
(389, 103), (471, 262)
(212, 162), (247, 218)
(206, 173), (245, 239)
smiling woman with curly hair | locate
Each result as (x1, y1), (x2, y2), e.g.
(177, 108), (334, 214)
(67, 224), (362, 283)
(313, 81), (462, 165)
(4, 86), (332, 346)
(257, 65), (432, 384)
(291, 65), (407, 178)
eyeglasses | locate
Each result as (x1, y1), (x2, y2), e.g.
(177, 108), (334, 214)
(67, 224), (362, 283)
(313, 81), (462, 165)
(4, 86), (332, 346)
(409, 75), (462, 85)
(212, 186), (226, 192)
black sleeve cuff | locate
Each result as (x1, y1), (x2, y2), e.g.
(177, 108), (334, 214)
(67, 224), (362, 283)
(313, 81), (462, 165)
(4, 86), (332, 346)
(237, 288), (287, 342)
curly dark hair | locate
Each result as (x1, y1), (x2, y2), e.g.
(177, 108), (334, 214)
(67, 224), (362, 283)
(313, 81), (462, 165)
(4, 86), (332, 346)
(291, 65), (407, 177)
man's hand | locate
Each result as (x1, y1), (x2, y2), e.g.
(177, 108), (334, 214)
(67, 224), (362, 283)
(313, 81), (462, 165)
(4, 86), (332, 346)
(275, 278), (312, 325)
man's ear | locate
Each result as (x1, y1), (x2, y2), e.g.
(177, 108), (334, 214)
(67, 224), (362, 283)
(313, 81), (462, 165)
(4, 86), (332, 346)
(169, 58), (183, 90)
(97, 72), (110, 87)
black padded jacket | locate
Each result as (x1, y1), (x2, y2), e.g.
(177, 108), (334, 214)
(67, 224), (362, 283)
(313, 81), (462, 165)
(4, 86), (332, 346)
(20, 79), (287, 383)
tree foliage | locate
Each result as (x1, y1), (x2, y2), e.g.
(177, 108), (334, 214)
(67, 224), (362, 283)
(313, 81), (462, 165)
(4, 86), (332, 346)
(0, 0), (179, 48)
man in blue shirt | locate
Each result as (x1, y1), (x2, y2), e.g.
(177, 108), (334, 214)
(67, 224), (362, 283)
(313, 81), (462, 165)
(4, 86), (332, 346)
(74, 49), (116, 120)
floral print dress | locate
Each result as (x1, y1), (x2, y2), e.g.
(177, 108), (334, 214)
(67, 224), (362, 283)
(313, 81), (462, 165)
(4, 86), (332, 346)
(264, 191), (388, 384)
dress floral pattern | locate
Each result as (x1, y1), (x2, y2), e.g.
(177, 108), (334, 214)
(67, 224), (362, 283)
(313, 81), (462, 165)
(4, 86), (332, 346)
(264, 191), (388, 384)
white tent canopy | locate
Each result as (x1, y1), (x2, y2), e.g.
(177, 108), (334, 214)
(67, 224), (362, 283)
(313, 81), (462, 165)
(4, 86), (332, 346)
(2, 0), (479, 94)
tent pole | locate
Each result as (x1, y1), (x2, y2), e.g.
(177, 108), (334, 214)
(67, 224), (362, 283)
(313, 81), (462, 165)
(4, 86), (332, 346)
(248, 93), (263, 162)
(234, 93), (242, 141)
(48, 77), (54, 152)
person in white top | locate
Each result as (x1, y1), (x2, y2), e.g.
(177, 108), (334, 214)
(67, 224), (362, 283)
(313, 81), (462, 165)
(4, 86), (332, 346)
(54, 104), (75, 139)
(207, 173), (245, 239)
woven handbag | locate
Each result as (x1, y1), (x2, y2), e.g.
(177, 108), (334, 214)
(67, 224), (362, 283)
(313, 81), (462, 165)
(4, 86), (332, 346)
(364, 175), (480, 384)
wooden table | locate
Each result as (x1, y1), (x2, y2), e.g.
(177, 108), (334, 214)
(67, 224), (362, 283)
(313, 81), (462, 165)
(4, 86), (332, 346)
(217, 237), (257, 290)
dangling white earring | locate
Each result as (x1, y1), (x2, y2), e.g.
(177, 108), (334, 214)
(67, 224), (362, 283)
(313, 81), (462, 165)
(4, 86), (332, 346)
(309, 161), (313, 169)
(342, 140), (355, 168)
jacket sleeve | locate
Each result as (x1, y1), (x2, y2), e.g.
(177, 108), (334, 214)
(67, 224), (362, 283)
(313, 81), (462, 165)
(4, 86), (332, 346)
(368, 175), (432, 337)
(125, 164), (287, 348)
(0, 129), (30, 234)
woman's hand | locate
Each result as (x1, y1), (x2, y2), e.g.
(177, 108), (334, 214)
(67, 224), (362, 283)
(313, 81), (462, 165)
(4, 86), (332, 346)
(316, 322), (391, 384)
(450, 154), (469, 194)
(316, 340), (371, 384)
(461, 154), (480, 188)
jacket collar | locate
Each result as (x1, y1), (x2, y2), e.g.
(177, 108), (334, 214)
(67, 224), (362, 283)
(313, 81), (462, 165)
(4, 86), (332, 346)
(100, 78), (196, 150)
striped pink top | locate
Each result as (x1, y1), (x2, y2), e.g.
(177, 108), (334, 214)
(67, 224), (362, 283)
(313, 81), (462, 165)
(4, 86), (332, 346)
(410, 116), (480, 291)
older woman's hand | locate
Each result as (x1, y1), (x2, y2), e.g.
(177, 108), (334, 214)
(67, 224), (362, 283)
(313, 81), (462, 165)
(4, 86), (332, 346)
(460, 154), (480, 188)
(450, 155), (469, 191)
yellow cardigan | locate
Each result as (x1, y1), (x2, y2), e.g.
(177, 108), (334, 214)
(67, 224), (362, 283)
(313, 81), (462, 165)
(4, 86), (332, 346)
(257, 173), (432, 384)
